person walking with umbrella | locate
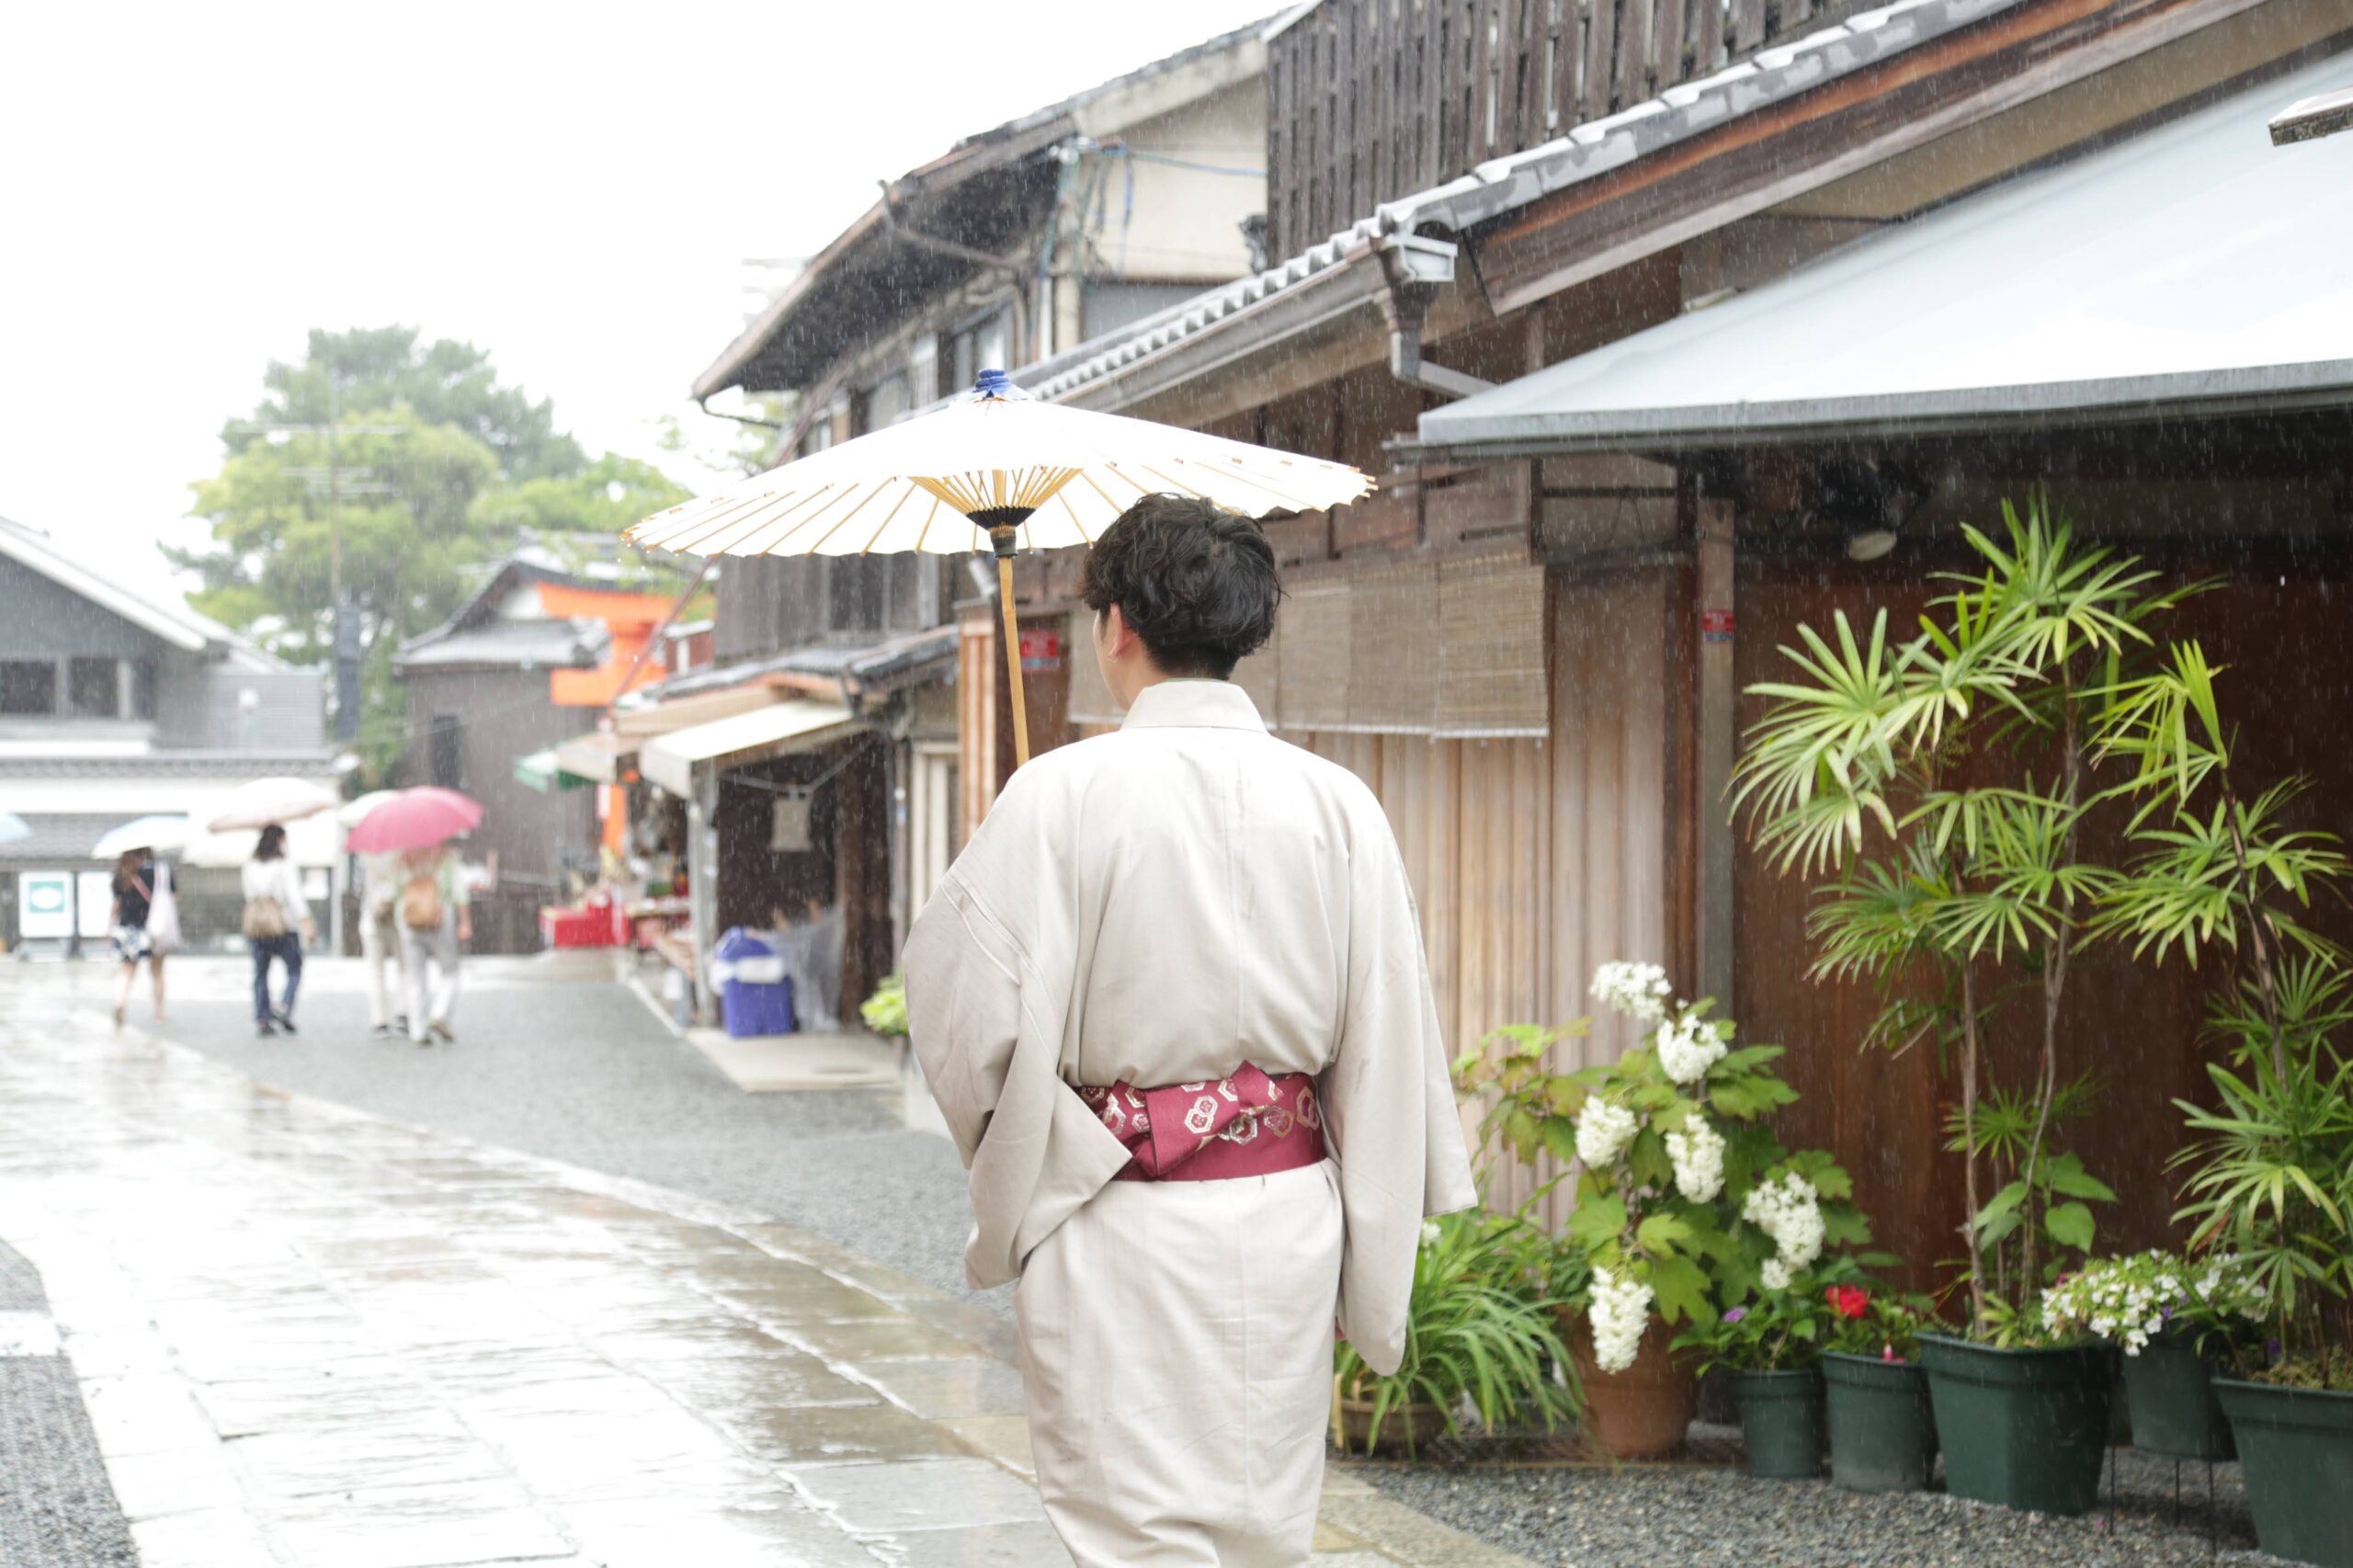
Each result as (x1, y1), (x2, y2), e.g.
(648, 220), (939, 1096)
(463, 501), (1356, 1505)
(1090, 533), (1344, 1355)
(242, 825), (313, 1036)
(348, 789), (483, 1048)
(108, 846), (166, 1028)
(903, 495), (1474, 1567)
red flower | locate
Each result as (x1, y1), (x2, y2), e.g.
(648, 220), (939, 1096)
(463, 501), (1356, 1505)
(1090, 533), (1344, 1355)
(1825, 1285), (1869, 1320)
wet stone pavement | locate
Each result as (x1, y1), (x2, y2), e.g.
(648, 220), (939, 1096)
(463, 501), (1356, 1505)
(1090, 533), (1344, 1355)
(0, 968), (1520, 1568)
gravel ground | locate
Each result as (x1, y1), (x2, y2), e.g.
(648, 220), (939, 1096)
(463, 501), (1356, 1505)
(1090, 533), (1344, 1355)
(0, 1243), (138, 1568)
(1360, 1434), (2269, 1567)
(149, 955), (997, 1316)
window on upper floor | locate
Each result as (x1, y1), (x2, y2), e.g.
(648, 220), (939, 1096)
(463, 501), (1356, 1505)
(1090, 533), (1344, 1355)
(0, 660), (56, 716)
(68, 657), (119, 719)
(947, 307), (1010, 395)
(429, 714), (464, 790)
(130, 660), (158, 721)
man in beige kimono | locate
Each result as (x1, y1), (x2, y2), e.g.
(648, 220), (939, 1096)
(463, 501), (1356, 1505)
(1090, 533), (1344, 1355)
(905, 494), (1476, 1567)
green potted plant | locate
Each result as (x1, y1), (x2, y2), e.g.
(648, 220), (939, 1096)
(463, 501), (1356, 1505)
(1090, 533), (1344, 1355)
(1734, 495), (2182, 1515)
(2092, 611), (2353, 1564)
(1820, 1283), (1942, 1493)
(1332, 1208), (1579, 1457)
(859, 971), (908, 1036)
(1456, 964), (1869, 1460)
(2038, 1250), (2266, 1461)
(1675, 1256), (1892, 1479)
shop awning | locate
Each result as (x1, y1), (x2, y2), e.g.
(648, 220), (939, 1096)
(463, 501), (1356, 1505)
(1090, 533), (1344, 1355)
(639, 700), (861, 798)
(551, 732), (634, 786)
(514, 747), (594, 793)
(1407, 51), (2353, 460)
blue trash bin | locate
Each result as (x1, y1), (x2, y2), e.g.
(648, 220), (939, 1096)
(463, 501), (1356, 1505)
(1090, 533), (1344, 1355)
(711, 927), (797, 1038)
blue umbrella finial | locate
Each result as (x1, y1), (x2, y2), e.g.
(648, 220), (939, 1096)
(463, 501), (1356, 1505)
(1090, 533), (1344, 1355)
(974, 369), (1015, 398)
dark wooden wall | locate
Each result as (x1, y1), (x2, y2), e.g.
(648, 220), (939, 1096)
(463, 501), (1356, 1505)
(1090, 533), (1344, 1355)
(398, 666), (598, 955)
(1734, 542), (2353, 1293)
(1267, 0), (1878, 256)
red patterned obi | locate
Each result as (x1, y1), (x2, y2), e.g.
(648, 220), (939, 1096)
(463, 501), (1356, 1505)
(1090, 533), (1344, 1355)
(1076, 1063), (1325, 1183)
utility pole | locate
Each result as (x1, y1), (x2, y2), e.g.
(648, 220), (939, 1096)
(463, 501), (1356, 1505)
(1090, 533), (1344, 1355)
(232, 392), (403, 745)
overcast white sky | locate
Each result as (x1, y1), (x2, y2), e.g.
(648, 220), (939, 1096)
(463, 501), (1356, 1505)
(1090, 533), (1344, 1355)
(0, 1), (1283, 598)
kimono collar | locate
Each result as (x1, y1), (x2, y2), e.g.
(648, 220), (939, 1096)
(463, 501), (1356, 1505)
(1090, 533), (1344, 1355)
(1118, 679), (1267, 733)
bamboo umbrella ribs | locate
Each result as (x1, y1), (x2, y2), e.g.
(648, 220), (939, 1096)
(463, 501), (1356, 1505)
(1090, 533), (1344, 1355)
(626, 370), (1373, 765)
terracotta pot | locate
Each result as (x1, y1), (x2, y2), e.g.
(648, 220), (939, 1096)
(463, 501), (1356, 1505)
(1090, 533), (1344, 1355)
(1560, 1309), (1698, 1460)
(1335, 1395), (1450, 1456)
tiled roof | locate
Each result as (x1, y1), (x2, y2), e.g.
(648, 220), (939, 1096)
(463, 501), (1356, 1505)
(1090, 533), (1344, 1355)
(637, 626), (958, 703)
(394, 616), (607, 673)
(0, 752), (338, 779)
(0, 812), (142, 861)
(1017, 0), (2014, 405)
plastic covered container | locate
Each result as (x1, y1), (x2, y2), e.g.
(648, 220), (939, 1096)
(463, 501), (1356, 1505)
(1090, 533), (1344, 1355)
(710, 926), (796, 1038)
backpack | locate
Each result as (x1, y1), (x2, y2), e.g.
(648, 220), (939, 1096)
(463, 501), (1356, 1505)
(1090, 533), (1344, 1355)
(401, 872), (445, 932)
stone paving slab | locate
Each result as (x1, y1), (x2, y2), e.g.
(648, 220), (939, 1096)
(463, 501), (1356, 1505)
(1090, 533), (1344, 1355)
(0, 968), (1533, 1568)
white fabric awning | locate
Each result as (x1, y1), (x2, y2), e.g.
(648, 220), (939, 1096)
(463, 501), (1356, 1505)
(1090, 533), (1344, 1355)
(1412, 51), (2353, 457)
(551, 732), (633, 786)
(639, 701), (860, 798)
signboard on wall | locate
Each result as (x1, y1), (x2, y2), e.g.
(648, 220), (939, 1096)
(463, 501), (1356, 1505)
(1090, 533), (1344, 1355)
(78, 873), (113, 937)
(17, 873), (72, 939)
(1018, 628), (1063, 673)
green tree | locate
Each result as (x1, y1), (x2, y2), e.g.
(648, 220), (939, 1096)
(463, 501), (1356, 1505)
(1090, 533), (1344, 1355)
(175, 328), (695, 776)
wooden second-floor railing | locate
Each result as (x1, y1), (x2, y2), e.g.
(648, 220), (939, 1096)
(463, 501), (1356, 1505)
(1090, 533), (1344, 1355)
(1267, 0), (1878, 257)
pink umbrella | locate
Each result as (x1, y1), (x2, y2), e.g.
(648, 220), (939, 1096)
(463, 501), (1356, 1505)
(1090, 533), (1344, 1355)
(345, 788), (483, 854)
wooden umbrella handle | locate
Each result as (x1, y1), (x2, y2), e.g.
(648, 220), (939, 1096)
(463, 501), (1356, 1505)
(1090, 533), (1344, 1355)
(995, 551), (1031, 768)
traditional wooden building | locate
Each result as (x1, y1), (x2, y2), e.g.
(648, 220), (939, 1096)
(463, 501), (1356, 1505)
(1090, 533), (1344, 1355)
(971, 0), (2353, 1264)
(660, 17), (1290, 1015)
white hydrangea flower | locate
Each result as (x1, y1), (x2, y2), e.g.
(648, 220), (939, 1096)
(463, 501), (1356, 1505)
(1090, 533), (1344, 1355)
(1760, 1257), (1791, 1291)
(1588, 1267), (1655, 1374)
(1664, 1118), (1726, 1203)
(1590, 961), (1674, 1024)
(1741, 1172), (1825, 1272)
(1574, 1097), (1639, 1169)
(1654, 1006), (1728, 1085)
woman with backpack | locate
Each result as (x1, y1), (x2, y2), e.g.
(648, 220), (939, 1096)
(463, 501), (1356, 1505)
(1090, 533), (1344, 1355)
(242, 824), (313, 1037)
(396, 843), (471, 1046)
(109, 846), (172, 1028)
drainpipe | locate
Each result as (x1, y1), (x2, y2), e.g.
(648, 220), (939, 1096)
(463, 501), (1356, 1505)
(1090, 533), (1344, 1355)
(1376, 235), (1495, 402)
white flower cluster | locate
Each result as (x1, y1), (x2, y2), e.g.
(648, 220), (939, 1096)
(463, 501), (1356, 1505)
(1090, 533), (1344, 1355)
(1760, 1258), (1792, 1291)
(1591, 961), (1674, 1023)
(1574, 1097), (1639, 1169)
(2040, 1250), (2268, 1355)
(1419, 1219), (1444, 1250)
(1655, 1008), (1728, 1085)
(1665, 1118), (1726, 1203)
(1588, 1266), (1655, 1374)
(1742, 1172), (1826, 1275)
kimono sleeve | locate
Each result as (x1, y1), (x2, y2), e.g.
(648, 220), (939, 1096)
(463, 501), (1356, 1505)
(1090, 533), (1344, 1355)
(903, 874), (1024, 1169)
(1321, 818), (1479, 1378)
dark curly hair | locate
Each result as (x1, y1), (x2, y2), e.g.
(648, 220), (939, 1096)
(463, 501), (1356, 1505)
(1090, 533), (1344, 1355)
(1081, 494), (1280, 679)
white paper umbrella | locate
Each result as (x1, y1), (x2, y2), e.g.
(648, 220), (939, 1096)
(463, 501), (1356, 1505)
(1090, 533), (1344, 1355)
(91, 816), (199, 859)
(338, 790), (400, 830)
(0, 812), (28, 846)
(206, 777), (337, 834)
(627, 372), (1373, 764)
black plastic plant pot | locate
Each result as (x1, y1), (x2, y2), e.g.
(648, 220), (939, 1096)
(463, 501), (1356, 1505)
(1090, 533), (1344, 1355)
(2122, 1330), (2236, 1461)
(2215, 1379), (2353, 1568)
(1730, 1368), (1825, 1479)
(1916, 1334), (2113, 1517)
(1823, 1351), (1938, 1493)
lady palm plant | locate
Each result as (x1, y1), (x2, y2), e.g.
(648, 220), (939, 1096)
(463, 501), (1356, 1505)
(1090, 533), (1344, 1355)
(2095, 636), (2353, 1381)
(1733, 493), (2179, 1330)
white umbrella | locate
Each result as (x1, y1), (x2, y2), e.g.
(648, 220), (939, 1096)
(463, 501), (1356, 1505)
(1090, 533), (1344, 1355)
(627, 371), (1372, 764)
(0, 812), (28, 846)
(206, 777), (338, 834)
(338, 790), (400, 831)
(91, 816), (199, 859)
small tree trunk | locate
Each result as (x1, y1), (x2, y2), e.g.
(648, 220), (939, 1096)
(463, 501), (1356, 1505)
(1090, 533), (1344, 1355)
(2222, 798), (2288, 1077)
(1960, 960), (1986, 1331)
